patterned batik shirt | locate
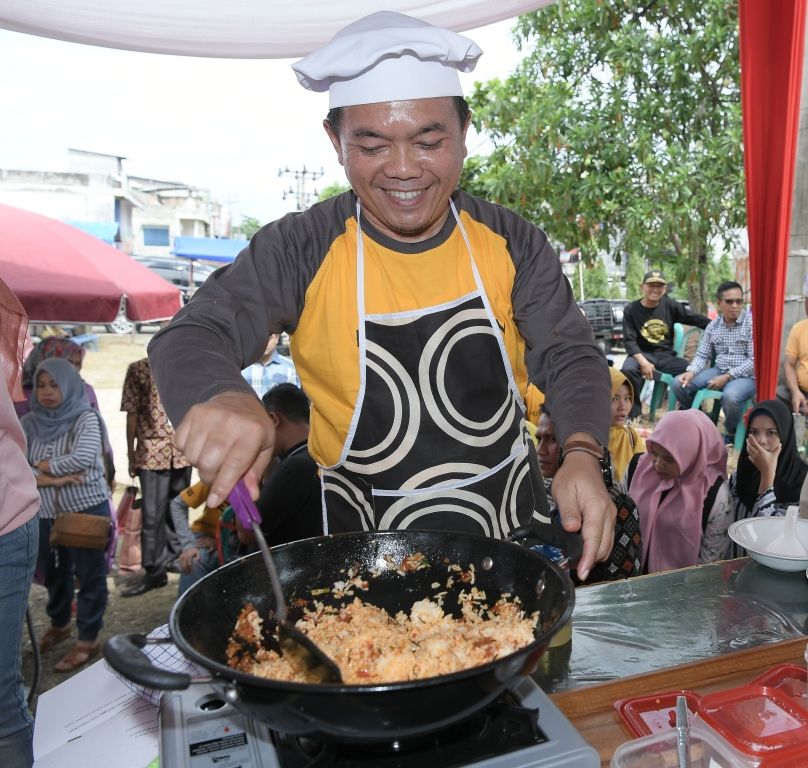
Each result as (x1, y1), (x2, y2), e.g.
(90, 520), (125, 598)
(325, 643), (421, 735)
(121, 358), (189, 471)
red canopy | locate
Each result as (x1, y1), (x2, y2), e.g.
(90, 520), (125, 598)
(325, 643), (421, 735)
(740, 0), (807, 400)
(0, 203), (182, 323)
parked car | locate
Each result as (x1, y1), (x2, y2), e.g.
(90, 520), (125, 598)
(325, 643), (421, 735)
(132, 255), (217, 299)
(578, 298), (629, 353)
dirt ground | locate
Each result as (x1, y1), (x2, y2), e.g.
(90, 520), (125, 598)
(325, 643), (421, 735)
(23, 569), (181, 711)
(22, 331), (184, 710)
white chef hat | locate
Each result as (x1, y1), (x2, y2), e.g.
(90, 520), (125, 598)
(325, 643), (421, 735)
(292, 11), (483, 109)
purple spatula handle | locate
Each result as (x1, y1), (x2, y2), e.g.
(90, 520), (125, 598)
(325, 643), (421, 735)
(230, 478), (262, 528)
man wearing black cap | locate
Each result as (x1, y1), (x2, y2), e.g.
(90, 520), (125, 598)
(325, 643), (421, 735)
(621, 271), (710, 418)
(147, 12), (615, 581)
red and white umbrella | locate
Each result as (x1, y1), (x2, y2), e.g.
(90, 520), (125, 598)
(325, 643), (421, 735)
(0, 203), (182, 325)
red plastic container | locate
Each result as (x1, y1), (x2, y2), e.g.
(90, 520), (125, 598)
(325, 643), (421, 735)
(698, 685), (808, 764)
(751, 664), (808, 709)
(615, 690), (701, 737)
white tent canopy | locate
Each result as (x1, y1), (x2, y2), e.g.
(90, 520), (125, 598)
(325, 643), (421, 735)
(0, 1), (550, 58)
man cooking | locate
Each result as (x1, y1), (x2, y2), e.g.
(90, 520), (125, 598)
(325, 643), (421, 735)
(147, 11), (614, 581)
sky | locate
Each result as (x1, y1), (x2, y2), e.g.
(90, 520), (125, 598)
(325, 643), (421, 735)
(0, 20), (525, 228)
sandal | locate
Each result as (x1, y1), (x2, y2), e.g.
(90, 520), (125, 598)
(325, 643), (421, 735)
(54, 640), (100, 672)
(39, 624), (72, 653)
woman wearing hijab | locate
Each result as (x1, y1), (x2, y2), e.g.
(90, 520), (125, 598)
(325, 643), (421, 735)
(629, 409), (731, 573)
(16, 336), (117, 563)
(14, 337), (98, 419)
(730, 399), (808, 525)
(608, 368), (645, 484)
(20, 358), (110, 673)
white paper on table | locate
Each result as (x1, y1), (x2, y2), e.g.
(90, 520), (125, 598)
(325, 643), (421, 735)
(33, 698), (158, 768)
(33, 659), (158, 765)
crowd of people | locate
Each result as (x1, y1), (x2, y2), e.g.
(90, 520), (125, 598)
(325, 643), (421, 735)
(554, 270), (808, 580)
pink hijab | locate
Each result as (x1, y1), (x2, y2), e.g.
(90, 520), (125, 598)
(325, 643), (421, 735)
(630, 409), (727, 573)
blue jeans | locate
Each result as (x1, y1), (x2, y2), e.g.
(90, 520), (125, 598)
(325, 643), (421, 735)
(0, 515), (38, 768)
(37, 501), (109, 642)
(177, 537), (220, 596)
(672, 367), (756, 435)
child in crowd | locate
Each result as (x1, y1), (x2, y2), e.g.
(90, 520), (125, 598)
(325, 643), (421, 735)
(608, 368), (645, 484)
(730, 399), (807, 525)
(629, 409), (731, 574)
(170, 480), (240, 596)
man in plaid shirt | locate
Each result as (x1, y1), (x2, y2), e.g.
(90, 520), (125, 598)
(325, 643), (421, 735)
(241, 333), (299, 399)
(672, 281), (755, 443)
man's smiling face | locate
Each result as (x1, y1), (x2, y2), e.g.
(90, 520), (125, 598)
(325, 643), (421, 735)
(325, 97), (469, 242)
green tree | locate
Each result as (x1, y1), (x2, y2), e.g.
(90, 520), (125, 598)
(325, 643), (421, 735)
(583, 258), (609, 300)
(710, 251), (736, 293)
(624, 252), (646, 300)
(232, 216), (263, 239)
(466, 0), (745, 312)
(318, 181), (351, 201)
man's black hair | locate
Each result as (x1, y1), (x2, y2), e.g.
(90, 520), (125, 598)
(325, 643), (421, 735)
(325, 96), (471, 134)
(261, 383), (310, 424)
(716, 281), (743, 300)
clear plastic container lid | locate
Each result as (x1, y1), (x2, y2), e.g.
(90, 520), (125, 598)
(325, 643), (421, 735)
(611, 720), (759, 768)
(697, 685), (808, 759)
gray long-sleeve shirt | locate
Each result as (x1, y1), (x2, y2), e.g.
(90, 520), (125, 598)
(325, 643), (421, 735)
(148, 190), (609, 456)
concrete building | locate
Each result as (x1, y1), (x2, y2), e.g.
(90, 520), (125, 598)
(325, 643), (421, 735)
(0, 148), (229, 256)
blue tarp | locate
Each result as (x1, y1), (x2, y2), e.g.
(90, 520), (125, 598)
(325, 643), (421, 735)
(65, 220), (119, 244)
(172, 236), (245, 263)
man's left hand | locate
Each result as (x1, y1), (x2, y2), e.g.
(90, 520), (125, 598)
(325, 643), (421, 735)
(552, 451), (616, 581)
(707, 373), (729, 390)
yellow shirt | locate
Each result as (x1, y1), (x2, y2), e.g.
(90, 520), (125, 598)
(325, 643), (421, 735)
(786, 318), (808, 392)
(292, 211), (529, 466)
(524, 384), (545, 426)
(179, 481), (223, 537)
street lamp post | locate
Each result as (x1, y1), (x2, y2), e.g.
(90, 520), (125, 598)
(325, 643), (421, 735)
(278, 165), (324, 210)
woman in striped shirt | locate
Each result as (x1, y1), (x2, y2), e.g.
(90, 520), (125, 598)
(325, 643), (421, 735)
(21, 358), (110, 672)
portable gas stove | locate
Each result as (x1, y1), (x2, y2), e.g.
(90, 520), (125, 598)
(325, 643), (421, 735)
(159, 676), (599, 767)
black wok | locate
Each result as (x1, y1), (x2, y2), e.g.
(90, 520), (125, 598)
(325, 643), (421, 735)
(105, 528), (575, 743)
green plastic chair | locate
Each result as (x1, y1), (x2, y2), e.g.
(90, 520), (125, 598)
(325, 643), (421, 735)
(691, 388), (755, 452)
(733, 400), (757, 452)
(648, 323), (684, 419)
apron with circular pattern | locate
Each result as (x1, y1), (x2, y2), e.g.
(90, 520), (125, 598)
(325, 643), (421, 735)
(320, 200), (543, 538)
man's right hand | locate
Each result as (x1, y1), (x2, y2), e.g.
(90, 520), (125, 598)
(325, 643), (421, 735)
(677, 371), (694, 387)
(174, 391), (275, 508)
(638, 357), (656, 380)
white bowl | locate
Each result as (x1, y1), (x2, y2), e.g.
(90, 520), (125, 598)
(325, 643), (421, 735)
(728, 517), (808, 571)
